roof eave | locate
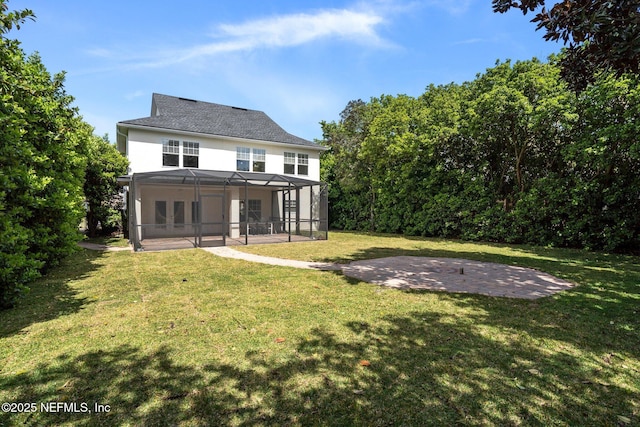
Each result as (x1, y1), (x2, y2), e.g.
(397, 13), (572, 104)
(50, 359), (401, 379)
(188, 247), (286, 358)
(117, 121), (329, 151)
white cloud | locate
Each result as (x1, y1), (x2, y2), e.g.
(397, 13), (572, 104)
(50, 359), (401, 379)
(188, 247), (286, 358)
(215, 9), (385, 48)
(93, 8), (389, 69)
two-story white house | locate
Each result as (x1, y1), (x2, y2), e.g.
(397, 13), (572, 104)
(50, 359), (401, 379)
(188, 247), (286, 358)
(117, 93), (328, 251)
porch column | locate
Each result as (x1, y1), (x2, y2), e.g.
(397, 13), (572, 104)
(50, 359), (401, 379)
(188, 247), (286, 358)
(229, 186), (241, 239)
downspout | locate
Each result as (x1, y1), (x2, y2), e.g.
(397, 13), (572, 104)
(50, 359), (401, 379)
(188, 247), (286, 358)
(116, 126), (129, 159)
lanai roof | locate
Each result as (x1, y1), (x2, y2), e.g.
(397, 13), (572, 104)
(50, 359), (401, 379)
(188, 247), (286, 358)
(118, 168), (322, 189)
(118, 93), (324, 149)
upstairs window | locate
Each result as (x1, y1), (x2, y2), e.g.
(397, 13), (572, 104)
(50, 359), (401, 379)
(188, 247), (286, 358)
(162, 140), (179, 167)
(297, 154), (309, 175)
(284, 152), (296, 174)
(183, 141), (199, 168)
(237, 147), (266, 172)
(253, 148), (266, 172)
(237, 147), (250, 171)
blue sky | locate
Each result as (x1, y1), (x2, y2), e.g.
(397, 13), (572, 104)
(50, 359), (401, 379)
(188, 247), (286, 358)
(8, 0), (560, 142)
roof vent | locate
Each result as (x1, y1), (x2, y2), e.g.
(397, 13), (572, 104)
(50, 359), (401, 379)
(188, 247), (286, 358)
(231, 106), (248, 111)
(178, 97), (198, 103)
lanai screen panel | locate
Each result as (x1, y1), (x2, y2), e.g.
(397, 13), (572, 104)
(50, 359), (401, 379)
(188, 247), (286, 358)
(124, 169), (327, 250)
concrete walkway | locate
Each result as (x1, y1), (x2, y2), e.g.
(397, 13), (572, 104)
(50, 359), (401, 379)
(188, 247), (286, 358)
(203, 246), (341, 270)
(202, 247), (575, 299)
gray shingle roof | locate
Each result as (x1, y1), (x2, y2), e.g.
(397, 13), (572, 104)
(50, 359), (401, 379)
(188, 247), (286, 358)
(118, 93), (323, 149)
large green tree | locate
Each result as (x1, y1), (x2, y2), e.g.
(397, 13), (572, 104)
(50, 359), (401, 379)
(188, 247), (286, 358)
(1, 1), (90, 308)
(320, 99), (376, 230)
(565, 73), (640, 249)
(493, 0), (640, 91)
(466, 58), (575, 198)
(84, 134), (129, 237)
(321, 57), (639, 252)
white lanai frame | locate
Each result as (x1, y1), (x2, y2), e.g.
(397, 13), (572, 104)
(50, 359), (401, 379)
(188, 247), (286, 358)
(121, 169), (328, 251)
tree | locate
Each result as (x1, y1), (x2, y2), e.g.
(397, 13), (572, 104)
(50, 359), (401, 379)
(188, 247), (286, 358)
(565, 73), (640, 250)
(84, 134), (129, 237)
(1, 1), (89, 308)
(0, 1), (32, 33)
(322, 56), (638, 252)
(320, 100), (376, 230)
(467, 59), (575, 198)
(359, 93), (443, 234)
(493, 0), (640, 91)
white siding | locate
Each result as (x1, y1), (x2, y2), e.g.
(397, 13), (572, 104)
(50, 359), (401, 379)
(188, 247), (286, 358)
(126, 128), (322, 181)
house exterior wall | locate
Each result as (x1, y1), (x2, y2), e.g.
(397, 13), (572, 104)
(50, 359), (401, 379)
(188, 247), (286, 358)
(125, 128), (321, 181)
(119, 110), (327, 249)
(138, 184), (202, 239)
(136, 184), (282, 240)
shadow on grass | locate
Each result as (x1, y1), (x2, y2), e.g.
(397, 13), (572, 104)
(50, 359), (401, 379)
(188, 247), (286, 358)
(0, 345), (202, 426)
(2, 300), (638, 425)
(323, 239), (640, 360)
(1, 236), (638, 425)
(0, 249), (105, 339)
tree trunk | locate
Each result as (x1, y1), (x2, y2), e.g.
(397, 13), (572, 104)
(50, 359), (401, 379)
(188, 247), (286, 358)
(87, 208), (99, 238)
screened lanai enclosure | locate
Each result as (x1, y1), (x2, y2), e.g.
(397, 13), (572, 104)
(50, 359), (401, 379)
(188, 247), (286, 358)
(120, 169), (328, 251)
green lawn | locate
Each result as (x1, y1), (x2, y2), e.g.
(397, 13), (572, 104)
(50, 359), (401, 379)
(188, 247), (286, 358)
(1, 232), (639, 426)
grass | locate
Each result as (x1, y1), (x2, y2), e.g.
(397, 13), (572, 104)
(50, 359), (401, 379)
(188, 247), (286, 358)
(83, 235), (130, 247)
(0, 231), (639, 426)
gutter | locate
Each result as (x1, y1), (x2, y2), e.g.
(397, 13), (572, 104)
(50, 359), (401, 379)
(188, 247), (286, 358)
(117, 122), (330, 152)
